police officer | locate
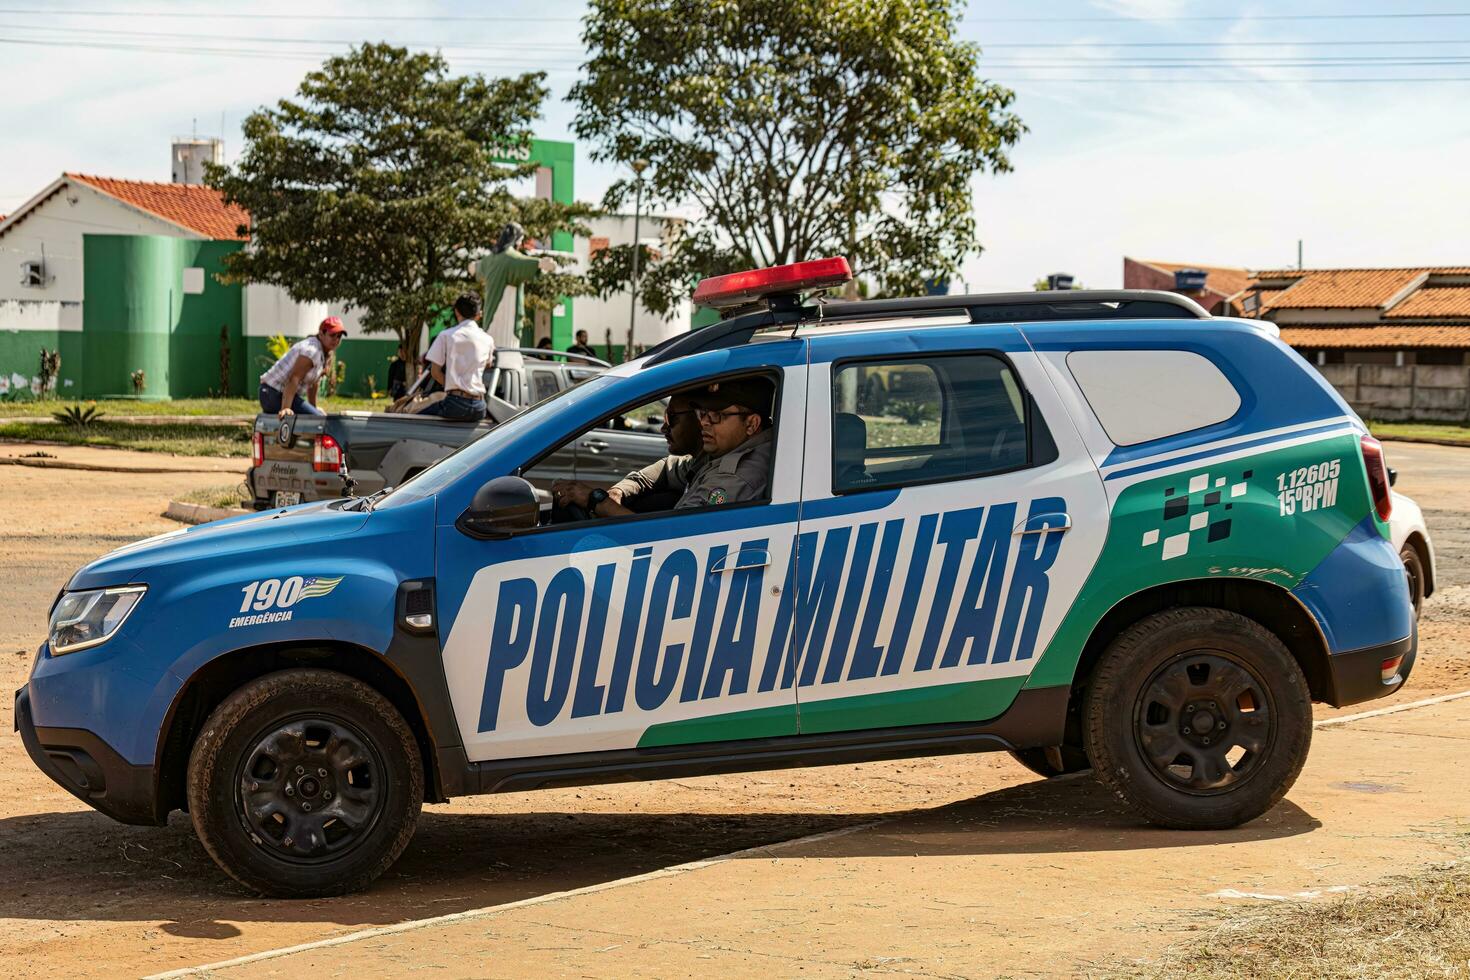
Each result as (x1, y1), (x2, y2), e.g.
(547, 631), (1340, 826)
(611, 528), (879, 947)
(552, 378), (773, 518)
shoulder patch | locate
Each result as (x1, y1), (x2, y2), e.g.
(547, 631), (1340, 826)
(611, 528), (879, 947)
(707, 488), (728, 505)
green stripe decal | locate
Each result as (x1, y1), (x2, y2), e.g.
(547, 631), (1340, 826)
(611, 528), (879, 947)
(636, 676), (1026, 748)
(1025, 433), (1372, 690)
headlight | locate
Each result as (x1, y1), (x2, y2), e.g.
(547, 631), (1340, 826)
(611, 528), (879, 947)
(48, 586), (146, 655)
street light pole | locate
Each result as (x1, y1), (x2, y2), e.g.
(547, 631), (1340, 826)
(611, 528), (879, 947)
(627, 159), (649, 362)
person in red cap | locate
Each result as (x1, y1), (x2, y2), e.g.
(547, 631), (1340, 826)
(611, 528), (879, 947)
(258, 315), (348, 418)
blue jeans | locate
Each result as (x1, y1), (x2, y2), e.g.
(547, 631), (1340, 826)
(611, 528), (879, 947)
(420, 393), (486, 421)
(259, 383), (325, 416)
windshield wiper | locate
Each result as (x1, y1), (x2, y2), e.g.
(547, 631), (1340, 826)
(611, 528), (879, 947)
(350, 488), (393, 512)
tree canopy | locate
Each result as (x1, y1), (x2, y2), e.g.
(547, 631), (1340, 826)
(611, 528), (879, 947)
(572, 0), (1024, 313)
(210, 43), (592, 347)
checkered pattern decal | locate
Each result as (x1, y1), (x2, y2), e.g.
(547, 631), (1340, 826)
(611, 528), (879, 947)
(1140, 468), (1251, 560)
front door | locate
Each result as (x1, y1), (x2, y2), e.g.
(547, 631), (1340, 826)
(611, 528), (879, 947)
(437, 362), (810, 763)
(784, 330), (1109, 735)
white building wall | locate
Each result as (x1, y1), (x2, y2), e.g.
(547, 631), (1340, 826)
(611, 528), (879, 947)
(573, 213), (692, 350)
(243, 283), (329, 338)
(0, 182), (198, 333)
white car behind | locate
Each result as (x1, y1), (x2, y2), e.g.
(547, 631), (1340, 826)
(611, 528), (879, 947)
(1389, 481), (1436, 618)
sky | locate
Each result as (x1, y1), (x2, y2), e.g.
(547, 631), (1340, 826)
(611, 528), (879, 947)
(1, 0), (1468, 293)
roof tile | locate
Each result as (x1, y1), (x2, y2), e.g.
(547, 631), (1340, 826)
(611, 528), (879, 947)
(1278, 325), (1470, 348)
(1144, 260), (1254, 299)
(1383, 286), (1470, 319)
(65, 173), (249, 241)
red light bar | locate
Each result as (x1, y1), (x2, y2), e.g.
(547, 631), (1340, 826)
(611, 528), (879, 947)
(692, 257), (852, 310)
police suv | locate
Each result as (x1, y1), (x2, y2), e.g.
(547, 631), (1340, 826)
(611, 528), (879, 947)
(18, 258), (1415, 897)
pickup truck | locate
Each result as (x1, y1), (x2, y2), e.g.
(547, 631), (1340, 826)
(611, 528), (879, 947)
(246, 348), (668, 508)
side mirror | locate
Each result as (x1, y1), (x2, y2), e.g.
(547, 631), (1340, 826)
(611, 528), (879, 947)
(456, 476), (540, 539)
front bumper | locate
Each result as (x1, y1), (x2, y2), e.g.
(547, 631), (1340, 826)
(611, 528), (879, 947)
(1324, 628), (1417, 708)
(14, 686), (163, 826)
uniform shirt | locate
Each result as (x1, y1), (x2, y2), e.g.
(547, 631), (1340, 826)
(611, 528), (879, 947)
(675, 429), (774, 508)
(428, 320), (495, 397)
(612, 452), (710, 504)
(260, 336), (326, 392)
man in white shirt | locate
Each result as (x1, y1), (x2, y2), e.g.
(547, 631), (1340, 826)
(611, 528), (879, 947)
(421, 294), (495, 422)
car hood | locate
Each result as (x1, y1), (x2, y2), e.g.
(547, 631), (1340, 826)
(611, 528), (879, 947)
(67, 500), (372, 591)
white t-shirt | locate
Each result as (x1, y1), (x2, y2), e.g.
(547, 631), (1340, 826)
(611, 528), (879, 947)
(428, 320), (494, 397)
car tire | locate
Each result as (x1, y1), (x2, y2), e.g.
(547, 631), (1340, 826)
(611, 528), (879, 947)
(1400, 543), (1425, 620)
(187, 668), (423, 897)
(1083, 607), (1311, 830)
(1008, 745), (1091, 778)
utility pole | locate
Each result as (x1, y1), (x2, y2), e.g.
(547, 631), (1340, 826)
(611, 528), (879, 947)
(1298, 239), (1303, 270)
(627, 159), (649, 362)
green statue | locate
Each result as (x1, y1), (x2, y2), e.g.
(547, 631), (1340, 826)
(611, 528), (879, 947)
(476, 222), (551, 348)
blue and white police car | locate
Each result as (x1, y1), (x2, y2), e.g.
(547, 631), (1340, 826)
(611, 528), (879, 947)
(18, 258), (1415, 896)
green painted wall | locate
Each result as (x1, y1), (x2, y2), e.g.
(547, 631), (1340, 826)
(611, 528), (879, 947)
(0, 328), (85, 397)
(80, 235), (243, 399)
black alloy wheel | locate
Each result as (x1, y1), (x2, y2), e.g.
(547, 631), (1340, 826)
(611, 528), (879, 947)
(188, 668), (422, 897)
(236, 716), (386, 862)
(1134, 653), (1274, 794)
(1084, 607), (1312, 830)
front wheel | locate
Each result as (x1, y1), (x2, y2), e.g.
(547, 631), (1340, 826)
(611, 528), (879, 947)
(187, 669), (423, 897)
(1083, 607), (1312, 830)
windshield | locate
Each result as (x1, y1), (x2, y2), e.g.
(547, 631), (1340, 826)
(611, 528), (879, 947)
(374, 374), (619, 508)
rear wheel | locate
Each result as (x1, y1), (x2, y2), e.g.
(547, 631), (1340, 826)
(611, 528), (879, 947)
(1400, 543), (1425, 620)
(1083, 607), (1311, 830)
(187, 669), (423, 897)
(1008, 745), (1091, 778)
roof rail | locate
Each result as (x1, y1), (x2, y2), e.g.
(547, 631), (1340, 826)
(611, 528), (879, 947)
(497, 347), (612, 368)
(816, 288), (1211, 323)
(641, 288), (1208, 368)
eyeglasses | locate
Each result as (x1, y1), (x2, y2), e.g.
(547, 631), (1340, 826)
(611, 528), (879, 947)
(696, 408), (751, 425)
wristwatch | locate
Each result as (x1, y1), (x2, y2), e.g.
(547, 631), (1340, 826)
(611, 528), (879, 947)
(587, 488), (609, 516)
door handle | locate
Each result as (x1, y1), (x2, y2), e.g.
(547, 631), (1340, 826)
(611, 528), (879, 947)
(1013, 512), (1071, 535)
(708, 549), (770, 574)
(581, 438), (609, 454)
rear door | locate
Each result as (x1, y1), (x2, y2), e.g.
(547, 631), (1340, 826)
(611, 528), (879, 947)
(785, 327), (1108, 735)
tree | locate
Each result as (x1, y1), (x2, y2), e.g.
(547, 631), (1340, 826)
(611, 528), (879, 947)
(210, 44), (594, 351)
(572, 0), (1024, 314)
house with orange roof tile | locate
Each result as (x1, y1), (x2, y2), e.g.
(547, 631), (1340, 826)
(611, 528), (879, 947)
(1127, 258), (1470, 369)
(0, 169), (382, 399)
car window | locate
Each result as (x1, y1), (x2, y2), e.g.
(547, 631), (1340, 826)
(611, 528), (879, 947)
(1066, 349), (1240, 446)
(529, 368), (562, 404)
(493, 369), (518, 402)
(831, 354), (1028, 493)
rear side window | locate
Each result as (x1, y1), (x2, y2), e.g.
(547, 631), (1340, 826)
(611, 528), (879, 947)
(529, 368), (561, 404)
(831, 354), (1030, 493)
(1066, 350), (1240, 446)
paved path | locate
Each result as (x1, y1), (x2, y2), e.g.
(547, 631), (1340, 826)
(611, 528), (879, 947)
(163, 695), (1470, 979)
(0, 442), (243, 474)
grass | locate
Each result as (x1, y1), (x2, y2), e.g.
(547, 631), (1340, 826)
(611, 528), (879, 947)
(1370, 421), (1470, 446)
(0, 396), (384, 418)
(0, 420), (251, 457)
(1134, 859), (1470, 979)
(178, 483), (249, 509)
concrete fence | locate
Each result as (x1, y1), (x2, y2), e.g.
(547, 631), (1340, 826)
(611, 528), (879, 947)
(1316, 363), (1470, 422)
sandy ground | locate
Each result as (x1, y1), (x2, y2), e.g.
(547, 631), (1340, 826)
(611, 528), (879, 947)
(0, 441), (1465, 978)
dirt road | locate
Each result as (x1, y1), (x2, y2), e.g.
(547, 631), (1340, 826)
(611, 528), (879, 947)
(0, 441), (1465, 978)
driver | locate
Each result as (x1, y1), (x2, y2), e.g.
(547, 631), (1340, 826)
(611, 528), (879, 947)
(553, 377), (773, 518)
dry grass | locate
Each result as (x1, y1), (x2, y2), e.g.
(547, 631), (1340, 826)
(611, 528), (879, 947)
(178, 483), (249, 510)
(1132, 859), (1470, 979)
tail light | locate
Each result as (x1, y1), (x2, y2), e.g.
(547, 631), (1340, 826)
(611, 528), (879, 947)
(1360, 435), (1392, 521)
(251, 431), (264, 469)
(1381, 654), (1404, 683)
(313, 433), (343, 473)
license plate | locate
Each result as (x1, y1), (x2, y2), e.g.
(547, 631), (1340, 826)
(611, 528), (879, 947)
(273, 491), (302, 507)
